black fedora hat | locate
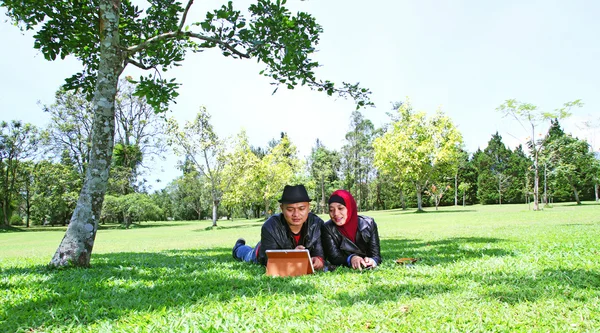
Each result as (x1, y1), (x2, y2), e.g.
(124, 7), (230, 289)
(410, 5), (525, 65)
(278, 185), (311, 204)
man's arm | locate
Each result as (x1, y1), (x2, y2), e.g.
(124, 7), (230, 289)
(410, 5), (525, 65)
(307, 215), (325, 270)
(257, 218), (281, 265)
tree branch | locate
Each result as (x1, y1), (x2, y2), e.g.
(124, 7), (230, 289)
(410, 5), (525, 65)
(127, 31), (250, 59)
(125, 58), (155, 70)
(178, 0), (194, 32)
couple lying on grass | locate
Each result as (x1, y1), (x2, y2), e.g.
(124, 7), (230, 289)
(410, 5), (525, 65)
(232, 184), (382, 271)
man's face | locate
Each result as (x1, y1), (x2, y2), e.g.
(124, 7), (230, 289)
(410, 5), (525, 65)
(281, 202), (310, 229)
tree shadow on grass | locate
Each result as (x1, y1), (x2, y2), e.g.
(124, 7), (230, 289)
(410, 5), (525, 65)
(329, 237), (599, 307)
(197, 222), (263, 232)
(0, 248), (318, 332)
(333, 278), (454, 307)
(560, 202), (599, 207)
(380, 237), (513, 266)
(0, 225), (27, 233)
(99, 222), (194, 230)
(318, 236), (515, 307)
(458, 268), (600, 304)
(389, 209), (476, 215)
(0, 225), (68, 233)
(330, 267), (600, 307)
(0, 222), (193, 234)
(419, 209), (477, 214)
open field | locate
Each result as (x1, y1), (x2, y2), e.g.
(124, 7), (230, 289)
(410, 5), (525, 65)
(1, 203), (599, 332)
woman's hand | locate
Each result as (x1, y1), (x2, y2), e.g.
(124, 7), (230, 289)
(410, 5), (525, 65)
(350, 255), (367, 270)
(364, 257), (377, 268)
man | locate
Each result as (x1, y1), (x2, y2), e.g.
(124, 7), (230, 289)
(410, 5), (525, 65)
(232, 184), (325, 270)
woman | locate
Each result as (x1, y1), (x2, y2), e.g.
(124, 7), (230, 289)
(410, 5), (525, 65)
(322, 189), (382, 270)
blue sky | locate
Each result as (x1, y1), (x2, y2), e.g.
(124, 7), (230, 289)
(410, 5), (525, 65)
(1, 0), (599, 190)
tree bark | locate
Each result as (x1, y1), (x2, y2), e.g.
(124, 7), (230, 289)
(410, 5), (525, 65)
(50, 0), (122, 267)
(572, 185), (581, 205)
(212, 200), (218, 227)
(454, 173), (458, 206)
(498, 177), (501, 205)
(320, 176), (325, 214)
(400, 188), (406, 210)
(264, 200), (270, 219)
(532, 127), (540, 211)
(416, 184), (423, 212)
(595, 182), (599, 202)
(25, 180), (31, 228)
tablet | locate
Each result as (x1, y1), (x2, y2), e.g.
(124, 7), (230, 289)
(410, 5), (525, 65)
(265, 249), (315, 277)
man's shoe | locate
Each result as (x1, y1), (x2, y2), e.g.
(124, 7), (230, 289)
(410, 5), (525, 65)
(232, 238), (246, 260)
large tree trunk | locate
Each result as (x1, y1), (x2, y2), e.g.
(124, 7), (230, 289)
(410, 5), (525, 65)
(375, 181), (384, 210)
(400, 188), (406, 210)
(25, 184), (31, 228)
(572, 186), (581, 205)
(212, 199), (218, 227)
(264, 200), (270, 219)
(1, 172), (11, 225)
(595, 182), (599, 202)
(416, 184), (423, 212)
(454, 173), (458, 206)
(50, 0), (122, 267)
(320, 176), (325, 214)
(532, 133), (540, 211)
(1, 205), (7, 226)
(565, 175), (581, 205)
(498, 177), (502, 205)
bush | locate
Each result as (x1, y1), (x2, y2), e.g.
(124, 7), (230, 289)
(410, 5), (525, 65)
(10, 214), (23, 226)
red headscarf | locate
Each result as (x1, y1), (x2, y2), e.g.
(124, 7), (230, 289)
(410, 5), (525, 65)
(329, 189), (358, 243)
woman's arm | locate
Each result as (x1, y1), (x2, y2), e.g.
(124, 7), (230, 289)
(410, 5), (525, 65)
(367, 220), (382, 265)
(321, 223), (350, 266)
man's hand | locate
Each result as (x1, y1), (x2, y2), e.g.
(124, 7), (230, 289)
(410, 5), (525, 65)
(295, 245), (306, 250)
(350, 255), (367, 270)
(312, 257), (324, 270)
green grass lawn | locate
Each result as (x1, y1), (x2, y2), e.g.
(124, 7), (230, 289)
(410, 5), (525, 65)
(1, 203), (599, 332)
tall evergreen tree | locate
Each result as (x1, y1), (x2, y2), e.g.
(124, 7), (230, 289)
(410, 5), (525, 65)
(475, 133), (512, 204)
(308, 139), (341, 214)
(341, 111), (376, 210)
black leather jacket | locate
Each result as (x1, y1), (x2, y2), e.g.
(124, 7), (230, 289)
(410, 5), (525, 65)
(321, 215), (382, 267)
(257, 212), (325, 266)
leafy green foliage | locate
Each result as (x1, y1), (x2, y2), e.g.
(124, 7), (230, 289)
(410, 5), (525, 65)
(1, 0), (372, 113)
(307, 139), (341, 213)
(341, 111), (376, 210)
(374, 100), (464, 211)
(0, 120), (40, 226)
(29, 160), (81, 226)
(546, 134), (597, 204)
(43, 89), (94, 177)
(496, 99), (584, 210)
(167, 107), (226, 226)
(100, 193), (163, 227)
(220, 130), (261, 218)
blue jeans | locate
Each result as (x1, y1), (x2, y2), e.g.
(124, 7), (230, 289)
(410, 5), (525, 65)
(235, 244), (258, 263)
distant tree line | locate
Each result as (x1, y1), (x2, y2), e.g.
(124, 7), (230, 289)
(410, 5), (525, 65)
(2, 91), (599, 227)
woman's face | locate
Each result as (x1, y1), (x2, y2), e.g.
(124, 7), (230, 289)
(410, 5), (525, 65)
(329, 202), (348, 226)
